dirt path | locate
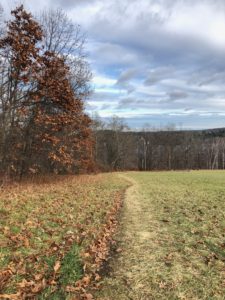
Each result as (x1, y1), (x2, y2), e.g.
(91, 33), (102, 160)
(95, 172), (225, 300)
(96, 173), (162, 300)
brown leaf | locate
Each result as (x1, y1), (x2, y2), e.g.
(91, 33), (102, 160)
(95, 274), (101, 281)
(24, 237), (30, 248)
(0, 293), (20, 299)
(82, 275), (91, 286)
(116, 247), (123, 253)
(31, 279), (46, 293)
(84, 293), (94, 300)
(0, 269), (13, 291)
(53, 261), (61, 273)
(65, 285), (80, 292)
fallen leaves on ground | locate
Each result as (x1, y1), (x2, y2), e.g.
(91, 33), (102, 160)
(0, 174), (129, 299)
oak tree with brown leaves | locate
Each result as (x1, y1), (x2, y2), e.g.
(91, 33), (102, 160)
(0, 6), (94, 177)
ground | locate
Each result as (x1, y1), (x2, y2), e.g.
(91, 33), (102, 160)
(0, 171), (225, 299)
(0, 174), (129, 299)
(96, 171), (225, 300)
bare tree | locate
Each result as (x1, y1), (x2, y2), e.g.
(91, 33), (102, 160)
(220, 138), (225, 169)
(39, 8), (92, 99)
(91, 112), (106, 165)
(106, 116), (128, 169)
(0, 5), (4, 37)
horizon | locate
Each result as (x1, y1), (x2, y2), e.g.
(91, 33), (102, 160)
(1, 0), (225, 130)
(97, 124), (225, 132)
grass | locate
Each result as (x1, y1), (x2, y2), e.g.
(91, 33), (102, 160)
(97, 171), (225, 300)
(0, 173), (129, 298)
(59, 243), (83, 286)
(134, 171), (225, 299)
(38, 244), (82, 299)
(1, 170), (224, 299)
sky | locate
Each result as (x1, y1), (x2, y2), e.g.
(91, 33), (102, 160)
(2, 0), (225, 130)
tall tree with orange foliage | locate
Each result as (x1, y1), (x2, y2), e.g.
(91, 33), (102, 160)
(0, 6), (43, 175)
(0, 6), (94, 177)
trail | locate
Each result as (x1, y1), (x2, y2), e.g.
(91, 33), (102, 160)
(95, 171), (225, 300)
(96, 173), (161, 300)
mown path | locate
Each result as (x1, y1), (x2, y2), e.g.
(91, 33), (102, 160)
(96, 173), (162, 299)
(96, 171), (225, 300)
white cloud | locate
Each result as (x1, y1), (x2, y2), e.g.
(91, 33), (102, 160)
(166, 2), (225, 50)
(92, 75), (116, 87)
(2, 0), (225, 128)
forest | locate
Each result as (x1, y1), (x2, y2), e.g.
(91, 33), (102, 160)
(93, 116), (225, 171)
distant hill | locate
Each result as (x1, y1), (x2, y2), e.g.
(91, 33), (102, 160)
(94, 128), (225, 171)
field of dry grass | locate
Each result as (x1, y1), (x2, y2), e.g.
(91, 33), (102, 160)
(0, 174), (129, 299)
(97, 171), (225, 300)
(1, 171), (225, 300)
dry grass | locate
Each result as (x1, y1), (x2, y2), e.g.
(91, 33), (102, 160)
(0, 173), (129, 299)
(96, 171), (225, 300)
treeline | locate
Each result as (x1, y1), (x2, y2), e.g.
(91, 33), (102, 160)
(92, 115), (225, 171)
(0, 6), (94, 177)
(1, 5), (224, 178)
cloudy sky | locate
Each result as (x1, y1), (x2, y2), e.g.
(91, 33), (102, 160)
(2, 0), (225, 129)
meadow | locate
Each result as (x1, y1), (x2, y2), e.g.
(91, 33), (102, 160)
(0, 174), (129, 299)
(0, 171), (225, 299)
(96, 171), (225, 300)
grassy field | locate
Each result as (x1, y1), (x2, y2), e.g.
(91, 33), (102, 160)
(97, 171), (225, 300)
(1, 171), (225, 299)
(0, 174), (129, 299)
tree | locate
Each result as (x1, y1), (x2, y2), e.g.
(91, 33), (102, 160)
(0, 6), (94, 177)
(20, 50), (93, 175)
(0, 6), (43, 175)
(103, 115), (132, 170)
(91, 112), (106, 166)
(39, 8), (92, 100)
(0, 4), (4, 37)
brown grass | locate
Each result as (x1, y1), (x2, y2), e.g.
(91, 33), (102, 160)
(96, 171), (225, 300)
(0, 173), (129, 299)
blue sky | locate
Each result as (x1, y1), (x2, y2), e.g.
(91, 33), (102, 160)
(2, 0), (225, 129)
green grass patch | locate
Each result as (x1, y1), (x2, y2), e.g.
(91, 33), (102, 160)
(59, 243), (83, 286)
